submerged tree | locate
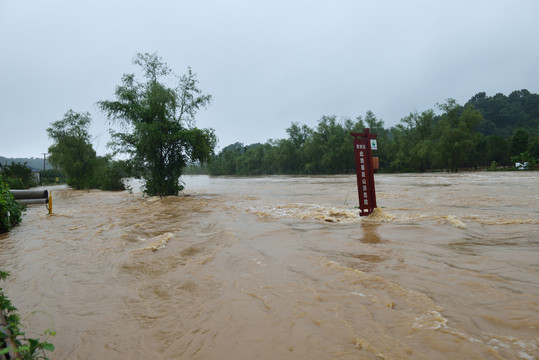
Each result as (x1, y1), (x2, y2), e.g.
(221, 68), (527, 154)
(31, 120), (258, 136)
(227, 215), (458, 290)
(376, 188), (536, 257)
(98, 53), (216, 196)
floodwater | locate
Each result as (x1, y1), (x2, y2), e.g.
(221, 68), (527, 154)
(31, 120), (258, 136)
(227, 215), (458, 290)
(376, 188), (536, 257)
(1, 172), (538, 359)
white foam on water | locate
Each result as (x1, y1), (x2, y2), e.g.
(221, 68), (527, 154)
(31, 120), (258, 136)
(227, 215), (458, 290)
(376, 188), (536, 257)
(249, 203), (360, 223)
(412, 310), (448, 330)
(132, 232), (174, 252)
(444, 215), (466, 229)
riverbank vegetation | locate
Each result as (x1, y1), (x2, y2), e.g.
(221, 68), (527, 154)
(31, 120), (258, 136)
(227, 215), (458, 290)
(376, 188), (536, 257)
(46, 110), (126, 191)
(0, 175), (23, 233)
(4, 52), (215, 196)
(39, 169), (67, 186)
(0, 162), (37, 190)
(4, 74), (537, 190)
(209, 90), (539, 175)
(0, 158), (65, 188)
(1, 270), (55, 359)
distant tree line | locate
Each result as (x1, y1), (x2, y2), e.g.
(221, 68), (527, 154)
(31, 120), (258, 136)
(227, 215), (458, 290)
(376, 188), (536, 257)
(209, 90), (539, 175)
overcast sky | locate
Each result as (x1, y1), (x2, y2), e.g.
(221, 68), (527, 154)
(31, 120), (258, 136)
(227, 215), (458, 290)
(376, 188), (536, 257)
(1, 0), (538, 158)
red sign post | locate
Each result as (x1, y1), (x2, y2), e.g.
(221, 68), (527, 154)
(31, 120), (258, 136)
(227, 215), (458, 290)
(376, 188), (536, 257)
(351, 129), (377, 216)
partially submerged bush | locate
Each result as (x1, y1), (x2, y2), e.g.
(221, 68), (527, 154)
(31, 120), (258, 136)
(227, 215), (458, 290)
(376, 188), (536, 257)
(0, 174), (23, 233)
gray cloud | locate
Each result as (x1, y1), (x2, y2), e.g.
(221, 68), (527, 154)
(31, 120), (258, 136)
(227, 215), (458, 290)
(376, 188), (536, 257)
(1, 0), (538, 158)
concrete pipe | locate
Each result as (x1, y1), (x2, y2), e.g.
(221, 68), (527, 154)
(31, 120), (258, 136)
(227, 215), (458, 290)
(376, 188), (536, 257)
(16, 199), (49, 204)
(9, 189), (48, 200)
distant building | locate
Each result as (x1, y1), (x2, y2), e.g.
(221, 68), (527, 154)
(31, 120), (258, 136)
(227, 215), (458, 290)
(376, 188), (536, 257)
(515, 162), (529, 170)
(30, 168), (40, 183)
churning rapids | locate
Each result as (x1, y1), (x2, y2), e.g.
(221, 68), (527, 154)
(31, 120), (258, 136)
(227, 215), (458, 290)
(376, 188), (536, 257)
(1, 172), (538, 359)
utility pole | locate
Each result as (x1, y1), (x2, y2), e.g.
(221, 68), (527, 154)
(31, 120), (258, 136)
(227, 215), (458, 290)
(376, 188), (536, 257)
(42, 153), (47, 172)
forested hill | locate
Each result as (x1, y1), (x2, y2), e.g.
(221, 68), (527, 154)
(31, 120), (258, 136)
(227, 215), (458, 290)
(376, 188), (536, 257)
(0, 156), (50, 170)
(468, 89), (539, 136)
(209, 89), (539, 175)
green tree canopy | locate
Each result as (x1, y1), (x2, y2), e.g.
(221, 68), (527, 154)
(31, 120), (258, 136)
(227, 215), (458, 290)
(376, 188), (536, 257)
(510, 127), (530, 156)
(47, 110), (97, 189)
(389, 110), (435, 172)
(98, 53), (216, 196)
(467, 89), (539, 136)
(0, 162), (36, 189)
(432, 99), (483, 172)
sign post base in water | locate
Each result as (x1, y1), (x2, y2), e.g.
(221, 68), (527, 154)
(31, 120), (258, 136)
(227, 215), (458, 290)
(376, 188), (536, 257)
(351, 129), (377, 216)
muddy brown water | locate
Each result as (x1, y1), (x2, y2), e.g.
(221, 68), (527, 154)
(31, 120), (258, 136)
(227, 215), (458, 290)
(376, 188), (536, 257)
(1, 173), (538, 359)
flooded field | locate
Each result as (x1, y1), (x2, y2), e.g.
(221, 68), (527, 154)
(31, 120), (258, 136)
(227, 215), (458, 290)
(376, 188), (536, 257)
(1, 172), (538, 359)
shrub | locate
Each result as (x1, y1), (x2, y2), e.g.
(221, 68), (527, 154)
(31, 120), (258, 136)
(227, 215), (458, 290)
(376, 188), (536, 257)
(0, 162), (37, 189)
(40, 169), (66, 185)
(1, 270), (55, 359)
(88, 156), (126, 191)
(0, 174), (23, 233)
